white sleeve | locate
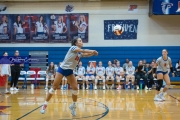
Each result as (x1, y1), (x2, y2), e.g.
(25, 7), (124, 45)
(14, 23), (17, 28)
(156, 57), (161, 64)
(176, 63), (179, 69)
(70, 46), (78, 52)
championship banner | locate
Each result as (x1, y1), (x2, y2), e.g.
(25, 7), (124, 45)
(153, 0), (180, 15)
(0, 14), (11, 43)
(11, 14), (31, 43)
(104, 20), (138, 40)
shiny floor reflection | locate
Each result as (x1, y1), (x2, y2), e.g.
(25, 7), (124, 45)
(0, 89), (180, 120)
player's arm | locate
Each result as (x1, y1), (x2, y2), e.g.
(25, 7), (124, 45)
(81, 52), (94, 57)
(63, 24), (67, 33)
(4, 26), (7, 34)
(76, 25), (85, 32)
(74, 48), (98, 56)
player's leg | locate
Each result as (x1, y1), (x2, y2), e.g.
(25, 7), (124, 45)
(126, 75), (130, 89)
(50, 75), (54, 86)
(159, 73), (170, 101)
(116, 76), (121, 90)
(41, 72), (63, 114)
(95, 76), (99, 90)
(106, 76), (110, 89)
(45, 75), (50, 90)
(142, 74), (148, 90)
(61, 78), (64, 90)
(136, 74), (140, 90)
(66, 74), (78, 116)
(154, 72), (163, 102)
(64, 77), (67, 90)
(76, 76), (80, 89)
(5, 75), (10, 94)
(82, 76), (86, 90)
(110, 76), (115, 89)
(102, 76), (106, 90)
(85, 75), (89, 89)
(131, 75), (135, 89)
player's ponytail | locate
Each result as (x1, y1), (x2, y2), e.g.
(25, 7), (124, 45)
(71, 38), (78, 46)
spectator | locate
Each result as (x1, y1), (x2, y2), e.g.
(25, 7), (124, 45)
(123, 59), (129, 71)
(152, 59), (156, 63)
(142, 59), (146, 68)
(105, 61), (115, 89)
(125, 61), (135, 89)
(10, 50), (23, 91)
(112, 59), (118, 68)
(175, 60), (180, 77)
(45, 62), (55, 90)
(0, 52), (11, 94)
(86, 62), (95, 90)
(146, 61), (155, 90)
(76, 61), (86, 89)
(135, 60), (148, 90)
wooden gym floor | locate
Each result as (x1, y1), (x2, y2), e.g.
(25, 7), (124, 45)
(0, 88), (180, 120)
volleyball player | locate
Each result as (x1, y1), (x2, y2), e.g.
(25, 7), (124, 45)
(85, 62), (95, 90)
(75, 15), (87, 34)
(105, 61), (115, 89)
(35, 15), (49, 34)
(75, 61), (86, 89)
(52, 15), (67, 34)
(14, 15), (24, 34)
(95, 61), (106, 90)
(115, 61), (124, 90)
(125, 61), (135, 89)
(40, 37), (98, 116)
(153, 49), (174, 102)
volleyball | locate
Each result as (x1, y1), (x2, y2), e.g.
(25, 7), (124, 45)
(113, 24), (124, 36)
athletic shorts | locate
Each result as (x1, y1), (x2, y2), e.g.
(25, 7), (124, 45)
(57, 67), (73, 77)
(156, 71), (168, 75)
(87, 74), (93, 76)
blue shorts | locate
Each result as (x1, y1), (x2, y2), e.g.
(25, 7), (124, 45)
(156, 71), (168, 75)
(87, 74), (93, 76)
(57, 67), (73, 77)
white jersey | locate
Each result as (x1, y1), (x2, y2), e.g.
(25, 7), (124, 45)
(156, 56), (172, 72)
(36, 21), (45, 32)
(77, 66), (85, 75)
(14, 22), (23, 34)
(96, 66), (105, 76)
(60, 46), (82, 70)
(87, 67), (95, 74)
(78, 22), (87, 33)
(126, 66), (135, 75)
(0, 22), (7, 34)
(115, 67), (124, 75)
(54, 21), (65, 34)
(106, 66), (114, 76)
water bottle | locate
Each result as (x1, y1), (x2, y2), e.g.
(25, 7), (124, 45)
(31, 84), (34, 89)
(140, 83), (142, 90)
(90, 83), (93, 89)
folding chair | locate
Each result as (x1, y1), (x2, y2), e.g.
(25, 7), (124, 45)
(18, 71), (27, 89)
(36, 71), (46, 88)
(26, 71), (36, 88)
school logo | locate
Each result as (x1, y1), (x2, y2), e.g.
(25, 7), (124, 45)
(161, 2), (173, 14)
(65, 5), (74, 12)
(176, 1), (180, 12)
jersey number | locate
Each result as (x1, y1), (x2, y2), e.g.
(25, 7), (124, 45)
(75, 56), (80, 61)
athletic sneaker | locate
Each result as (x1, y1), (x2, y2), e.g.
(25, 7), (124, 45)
(61, 85), (63, 90)
(86, 85), (89, 90)
(154, 95), (163, 102)
(145, 86), (148, 90)
(45, 86), (48, 90)
(10, 87), (14, 91)
(14, 88), (19, 91)
(149, 88), (152, 90)
(4, 90), (10, 94)
(69, 103), (76, 116)
(136, 86), (139, 90)
(40, 104), (47, 114)
(94, 85), (97, 90)
(103, 85), (105, 90)
(117, 85), (121, 90)
(159, 92), (165, 101)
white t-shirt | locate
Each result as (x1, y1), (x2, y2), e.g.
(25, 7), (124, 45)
(126, 66), (135, 75)
(156, 56), (172, 72)
(77, 66), (85, 75)
(106, 66), (114, 76)
(78, 21), (87, 33)
(115, 67), (124, 75)
(14, 22), (23, 33)
(54, 21), (65, 34)
(36, 21), (44, 32)
(0, 22), (7, 34)
(60, 46), (82, 70)
(96, 66), (105, 76)
(87, 67), (95, 74)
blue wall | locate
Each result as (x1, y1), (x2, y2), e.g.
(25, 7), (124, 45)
(0, 46), (180, 69)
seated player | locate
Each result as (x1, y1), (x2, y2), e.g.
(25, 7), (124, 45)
(45, 62), (55, 90)
(75, 61), (86, 89)
(105, 61), (115, 89)
(86, 62), (95, 90)
(125, 61), (135, 89)
(61, 77), (67, 90)
(115, 61), (124, 90)
(95, 61), (106, 90)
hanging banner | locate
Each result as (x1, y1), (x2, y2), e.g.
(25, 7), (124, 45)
(104, 20), (138, 40)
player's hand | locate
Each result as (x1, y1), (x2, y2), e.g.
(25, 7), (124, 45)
(93, 50), (98, 56)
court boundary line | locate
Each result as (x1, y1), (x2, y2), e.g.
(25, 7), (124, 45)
(16, 105), (42, 120)
(169, 95), (180, 102)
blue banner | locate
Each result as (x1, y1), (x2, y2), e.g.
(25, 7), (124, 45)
(153, 0), (180, 15)
(104, 20), (138, 40)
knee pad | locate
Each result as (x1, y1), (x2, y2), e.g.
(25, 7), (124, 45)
(165, 85), (170, 89)
(49, 88), (55, 94)
(156, 79), (163, 91)
(117, 80), (120, 82)
(72, 90), (78, 95)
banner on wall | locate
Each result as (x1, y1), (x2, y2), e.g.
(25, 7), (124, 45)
(104, 20), (138, 40)
(153, 0), (180, 15)
(0, 13), (88, 43)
